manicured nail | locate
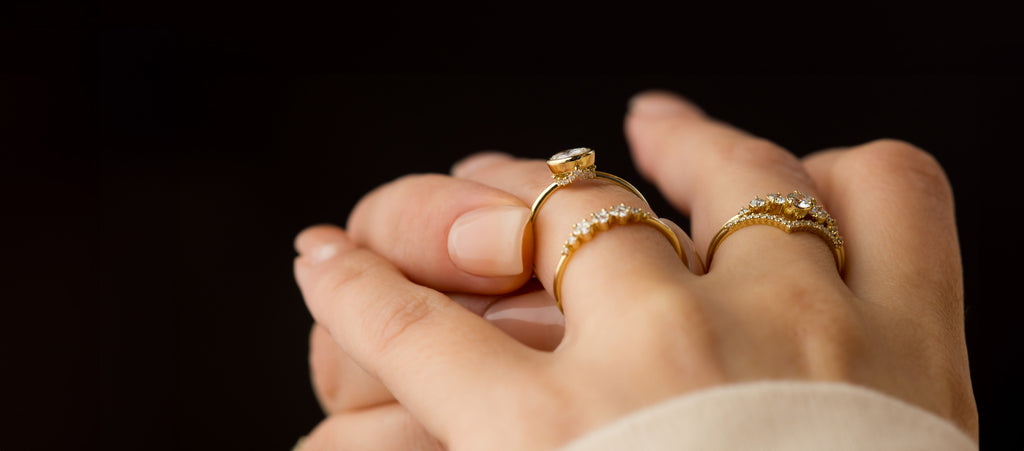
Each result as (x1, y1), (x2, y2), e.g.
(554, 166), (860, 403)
(483, 291), (565, 351)
(627, 90), (702, 118)
(448, 205), (530, 277)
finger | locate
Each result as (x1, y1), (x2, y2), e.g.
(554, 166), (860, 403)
(804, 142), (977, 438)
(293, 226), (533, 439)
(345, 174), (533, 295)
(659, 217), (706, 275)
(452, 151), (694, 329)
(309, 323), (390, 414)
(802, 141), (962, 313)
(299, 404), (442, 451)
(468, 279), (565, 352)
(309, 288), (563, 415)
(625, 90), (836, 278)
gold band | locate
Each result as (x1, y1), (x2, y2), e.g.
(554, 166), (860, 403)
(553, 204), (686, 313)
(530, 148), (648, 224)
(706, 191), (845, 274)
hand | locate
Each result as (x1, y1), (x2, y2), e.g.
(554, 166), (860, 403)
(294, 91), (978, 450)
(296, 176), (567, 449)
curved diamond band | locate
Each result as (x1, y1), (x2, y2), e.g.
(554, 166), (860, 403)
(530, 148), (648, 224)
(705, 191), (845, 274)
(553, 204), (687, 313)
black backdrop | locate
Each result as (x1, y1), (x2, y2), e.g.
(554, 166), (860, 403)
(3, 4), (1021, 450)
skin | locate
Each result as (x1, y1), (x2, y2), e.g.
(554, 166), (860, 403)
(292, 91), (978, 450)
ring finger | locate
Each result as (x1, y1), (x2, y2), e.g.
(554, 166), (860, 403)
(625, 90), (840, 280)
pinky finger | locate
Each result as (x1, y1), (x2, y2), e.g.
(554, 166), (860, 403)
(297, 404), (442, 451)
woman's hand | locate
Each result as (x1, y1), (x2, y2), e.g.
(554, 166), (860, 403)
(296, 176), (567, 449)
(294, 91), (978, 450)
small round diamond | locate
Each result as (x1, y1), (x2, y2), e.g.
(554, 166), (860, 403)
(611, 205), (631, 218)
(787, 191), (814, 209)
(811, 205), (827, 221)
(573, 220), (593, 236)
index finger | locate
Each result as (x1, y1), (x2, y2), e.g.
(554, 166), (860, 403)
(293, 226), (535, 442)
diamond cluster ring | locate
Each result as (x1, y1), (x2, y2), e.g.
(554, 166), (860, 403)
(705, 191), (845, 274)
(552, 204), (687, 313)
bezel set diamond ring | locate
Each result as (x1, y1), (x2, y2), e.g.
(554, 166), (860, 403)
(532, 148), (689, 313)
(529, 148), (647, 224)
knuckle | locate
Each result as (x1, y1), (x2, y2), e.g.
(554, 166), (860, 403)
(315, 248), (377, 303)
(852, 139), (953, 200)
(314, 248), (439, 358)
(719, 138), (811, 184)
(387, 173), (451, 193)
(347, 173), (449, 234)
(360, 288), (436, 356)
(720, 138), (789, 166)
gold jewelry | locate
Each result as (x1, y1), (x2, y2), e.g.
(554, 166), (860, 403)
(553, 204), (686, 312)
(705, 191), (845, 274)
(530, 148), (648, 224)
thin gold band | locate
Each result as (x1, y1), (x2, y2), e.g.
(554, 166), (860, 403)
(553, 204), (685, 312)
(705, 191), (845, 274)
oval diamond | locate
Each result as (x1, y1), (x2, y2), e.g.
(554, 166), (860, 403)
(551, 147), (592, 161)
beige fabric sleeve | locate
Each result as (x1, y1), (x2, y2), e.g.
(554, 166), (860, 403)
(558, 381), (977, 451)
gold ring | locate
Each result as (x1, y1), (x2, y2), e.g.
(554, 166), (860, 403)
(705, 191), (845, 274)
(553, 204), (686, 313)
(530, 148), (648, 224)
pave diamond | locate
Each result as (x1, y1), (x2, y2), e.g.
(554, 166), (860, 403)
(573, 220), (593, 236)
(611, 205), (631, 218)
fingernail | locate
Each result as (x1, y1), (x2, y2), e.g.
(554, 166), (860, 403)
(448, 205), (530, 277)
(483, 291), (565, 351)
(627, 90), (702, 118)
(303, 243), (342, 264)
(294, 225), (351, 265)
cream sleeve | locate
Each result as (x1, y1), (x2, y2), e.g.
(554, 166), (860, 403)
(558, 381), (977, 451)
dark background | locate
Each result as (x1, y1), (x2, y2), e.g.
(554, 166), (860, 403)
(3, 3), (1020, 450)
